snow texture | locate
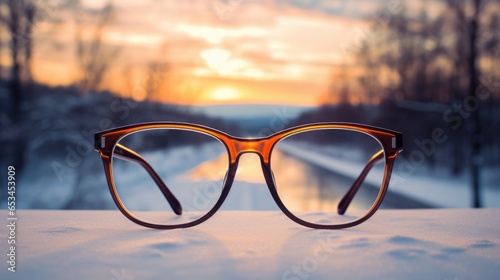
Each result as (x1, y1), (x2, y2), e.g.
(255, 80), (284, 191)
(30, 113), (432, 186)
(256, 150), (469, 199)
(0, 209), (499, 280)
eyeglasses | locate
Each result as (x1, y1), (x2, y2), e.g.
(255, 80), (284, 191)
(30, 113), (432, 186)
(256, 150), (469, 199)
(94, 122), (403, 229)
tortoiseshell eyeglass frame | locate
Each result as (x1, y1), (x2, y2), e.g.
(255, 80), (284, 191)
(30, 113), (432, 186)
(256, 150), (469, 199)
(94, 122), (403, 230)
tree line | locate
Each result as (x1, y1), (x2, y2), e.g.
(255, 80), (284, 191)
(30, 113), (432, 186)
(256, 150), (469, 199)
(296, 0), (499, 207)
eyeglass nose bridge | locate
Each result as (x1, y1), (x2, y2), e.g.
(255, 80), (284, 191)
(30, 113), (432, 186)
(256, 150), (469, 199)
(223, 137), (278, 194)
(226, 138), (275, 164)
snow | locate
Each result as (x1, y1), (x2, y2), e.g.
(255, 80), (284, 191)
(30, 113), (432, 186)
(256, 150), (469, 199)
(1, 209), (499, 280)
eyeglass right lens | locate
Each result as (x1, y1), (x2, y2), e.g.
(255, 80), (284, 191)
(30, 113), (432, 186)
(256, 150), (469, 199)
(271, 128), (386, 226)
(111, 128), (229, 226)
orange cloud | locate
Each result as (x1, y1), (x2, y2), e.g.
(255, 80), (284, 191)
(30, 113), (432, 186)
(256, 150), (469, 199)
(26, 0), (376, 106)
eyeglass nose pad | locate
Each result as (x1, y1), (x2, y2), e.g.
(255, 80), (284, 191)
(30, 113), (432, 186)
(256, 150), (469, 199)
(260, 160), (277, 189)
(270, 171), (278, 190)
(223, 161), (239, 188)
(223, 170), (228, 183)
(269, 169), (277, 187)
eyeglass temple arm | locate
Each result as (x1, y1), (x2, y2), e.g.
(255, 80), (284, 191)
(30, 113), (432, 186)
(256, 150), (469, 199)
(113, 144), (183, 215)
(337, 150), (384, 215)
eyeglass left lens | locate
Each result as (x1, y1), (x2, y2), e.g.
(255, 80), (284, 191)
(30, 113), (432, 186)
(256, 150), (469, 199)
(111, 128), (229, 226)
(271, 128), (386, 226)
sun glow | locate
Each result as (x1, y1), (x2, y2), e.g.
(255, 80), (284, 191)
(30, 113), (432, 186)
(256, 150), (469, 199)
(212, 87), (239, 101)
(177, 24), (267, 44)
(22, 1), (365, 107)
(200, 48), (247, 76)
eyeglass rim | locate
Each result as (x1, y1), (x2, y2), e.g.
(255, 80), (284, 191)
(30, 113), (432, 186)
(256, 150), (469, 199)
(94, 122), (403, 229)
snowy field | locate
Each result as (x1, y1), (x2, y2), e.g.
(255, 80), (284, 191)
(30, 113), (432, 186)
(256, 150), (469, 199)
(0, 209), (498, 279)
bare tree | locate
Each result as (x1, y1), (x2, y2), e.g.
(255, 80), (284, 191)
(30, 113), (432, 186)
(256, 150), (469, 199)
(324, 63), (351, 105)
(446, 0), (490, 207)
(75, 1), (120, 94)
(350, 0), (498, 207)
(23, 1), (35, 84)
(0, 0), (37, 177)
(7, 0), (24, 118)
(0, 0), (5, 80)
(144, 61), (170, 103)
(467, 0), (481, 208)
(1, 0), (37, 117)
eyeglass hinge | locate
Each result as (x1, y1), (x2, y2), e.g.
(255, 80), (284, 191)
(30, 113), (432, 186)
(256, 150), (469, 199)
(391, 137), (396, 149)
(94, 134), (106, 149)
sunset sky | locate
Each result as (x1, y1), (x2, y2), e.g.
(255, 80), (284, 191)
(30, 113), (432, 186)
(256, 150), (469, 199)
(21, 0), (412, 106)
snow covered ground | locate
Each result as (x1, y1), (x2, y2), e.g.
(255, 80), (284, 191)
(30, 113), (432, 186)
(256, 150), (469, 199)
(0, 209), (498, 280)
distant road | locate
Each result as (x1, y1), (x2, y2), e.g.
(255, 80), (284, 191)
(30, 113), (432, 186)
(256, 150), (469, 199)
(275, 144), (435, 209)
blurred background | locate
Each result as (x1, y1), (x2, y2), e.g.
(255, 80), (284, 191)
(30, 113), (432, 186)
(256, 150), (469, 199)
(0, 0), (498, 210)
